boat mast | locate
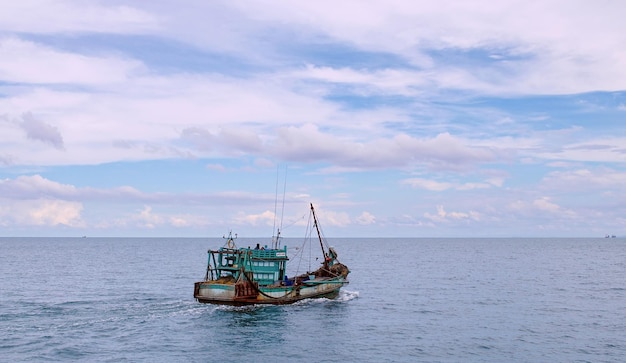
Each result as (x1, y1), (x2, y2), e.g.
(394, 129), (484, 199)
(310, 203), (327, 262)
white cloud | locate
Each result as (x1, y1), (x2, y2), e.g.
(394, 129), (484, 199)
(206, 163), (227, 172)
(508, 196), (577, 219)
(0, 1), (158, 34)
(423, 205), (480, 223)
(179, 126), (264, 155)
(319, 210), (351, 227)
(135, 205), (163, 228)
(234, 210), (276, 226)
(0, 175), (76, 199)
(0, 37), (146, 85)
(356, 211), (376, 225)
(169, 214), (210, 228)
(271, 126), (495, 169)
(3, 2), (621, 170)
(220, 1), (626, 95)
(536, 138), (626, 163)
(402, 177), (495, 191)
(0, 175), (161, 204)
(0, 198), (83, 227)
(402, 178), (452, 191)
(541, 168), (626, 195)
(295, 65), (431, 96)
(532, 197), (561, 214)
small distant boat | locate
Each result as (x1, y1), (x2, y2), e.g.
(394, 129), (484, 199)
(194, 203), (350, 305)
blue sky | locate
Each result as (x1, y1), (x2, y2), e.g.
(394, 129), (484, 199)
(1, 1), (625, 237)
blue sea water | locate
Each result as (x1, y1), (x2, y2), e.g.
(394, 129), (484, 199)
(1, 237), (625, 362)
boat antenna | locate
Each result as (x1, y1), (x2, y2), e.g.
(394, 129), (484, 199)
(272, 165), (279, 244)
(278, 165), (287, 248)
(272, 165), (288, 249)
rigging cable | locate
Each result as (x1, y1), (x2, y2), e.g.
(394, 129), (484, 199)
(272, 165), (280, 247)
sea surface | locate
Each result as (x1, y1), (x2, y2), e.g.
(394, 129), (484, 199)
(1, 237), (625, 362)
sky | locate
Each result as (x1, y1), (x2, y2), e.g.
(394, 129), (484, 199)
(1, 0), (625, 238)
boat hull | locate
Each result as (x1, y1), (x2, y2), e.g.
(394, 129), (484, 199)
(194, 277), (348, 305)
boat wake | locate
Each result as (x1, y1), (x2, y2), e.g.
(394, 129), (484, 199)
(291, 289), (359, 307)
(211, 290), (360, 312)
(337, 289), (359, 302)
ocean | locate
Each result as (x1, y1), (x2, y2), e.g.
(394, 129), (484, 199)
(1, 237), (624, 362)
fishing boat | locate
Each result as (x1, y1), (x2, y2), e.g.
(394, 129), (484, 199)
(193, 203), (350, 305)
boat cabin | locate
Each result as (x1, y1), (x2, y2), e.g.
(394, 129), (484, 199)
(205, 245), (289, 286)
